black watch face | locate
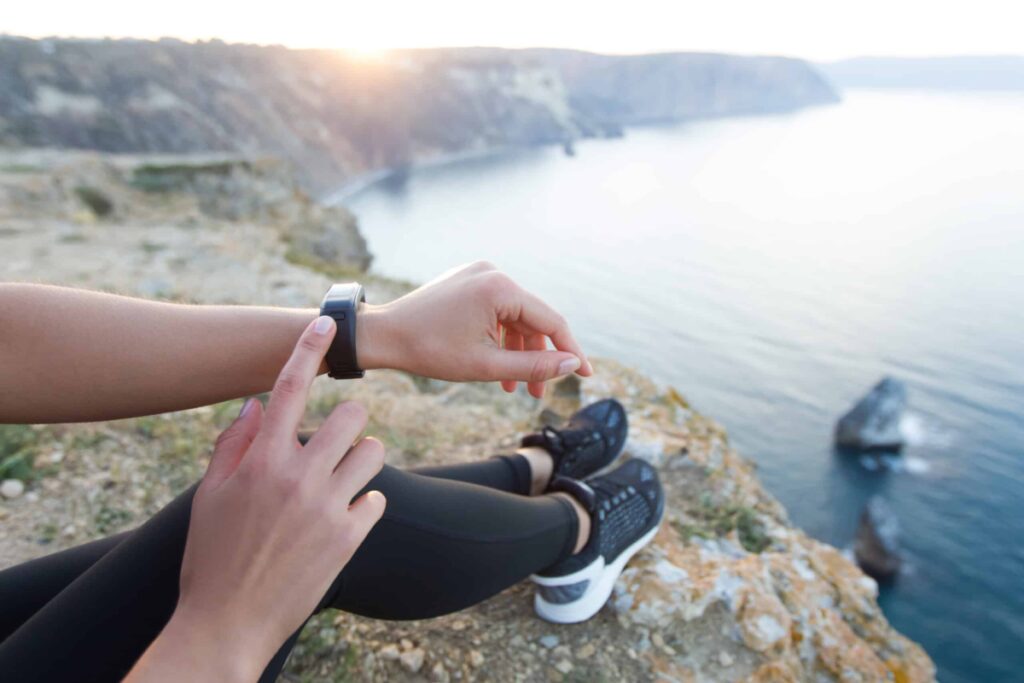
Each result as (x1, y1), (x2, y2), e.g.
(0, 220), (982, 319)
(321, 284), (363, 378)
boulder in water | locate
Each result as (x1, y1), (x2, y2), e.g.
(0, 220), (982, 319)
(835, 377), (907, 450)
(854, 496), (901, 580)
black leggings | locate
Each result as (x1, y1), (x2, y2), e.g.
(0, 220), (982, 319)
(0, 455), (577, 682)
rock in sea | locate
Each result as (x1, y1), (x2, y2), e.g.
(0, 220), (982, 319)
(854, 496), (901, 580)
(835, 377), (907, 450)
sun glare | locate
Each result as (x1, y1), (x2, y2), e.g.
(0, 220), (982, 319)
(339, 47), (392, 63)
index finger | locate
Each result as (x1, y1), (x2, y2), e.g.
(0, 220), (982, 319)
(262, 315), (337, 442)
(510, 289), (593, 376)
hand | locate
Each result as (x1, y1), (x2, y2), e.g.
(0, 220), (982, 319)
(358, 261), (593, 398)
(128, 316), (386, 682)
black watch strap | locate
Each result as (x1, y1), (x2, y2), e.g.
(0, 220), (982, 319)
(319, 283), (366, 379)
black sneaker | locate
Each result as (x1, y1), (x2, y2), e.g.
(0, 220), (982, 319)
(521, 399), (628, 484)
(531, 459), (664, 623)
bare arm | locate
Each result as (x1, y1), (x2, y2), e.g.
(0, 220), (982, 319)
(0, 284), (338, 423)
(1, 262), (592, 424)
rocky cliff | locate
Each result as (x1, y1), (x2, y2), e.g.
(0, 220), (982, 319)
(526, 48), (840, 126)
(0, 152), (933, 682)
(0, 37), (839, 193)
(0, 149), (374, 290)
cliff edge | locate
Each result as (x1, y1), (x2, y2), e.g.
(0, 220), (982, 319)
(0, 153), (932, 682)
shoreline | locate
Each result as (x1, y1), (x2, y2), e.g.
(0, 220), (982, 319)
(320, 98), (848, 207)
(322, 144), (525, 205)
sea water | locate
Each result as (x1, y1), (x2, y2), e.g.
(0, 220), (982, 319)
(343, 90), (1024, 682)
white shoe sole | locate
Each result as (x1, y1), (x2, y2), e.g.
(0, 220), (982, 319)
(530, 518), (662, 624)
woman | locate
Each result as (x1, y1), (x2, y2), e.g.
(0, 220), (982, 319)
(0, 262), (664, 682)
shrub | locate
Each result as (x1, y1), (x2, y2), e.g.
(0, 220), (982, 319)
(0, 424), (39, 482)
(74, 185), (114, 217)
(130, 161), (241, 193)
(675, 498), (771, 554)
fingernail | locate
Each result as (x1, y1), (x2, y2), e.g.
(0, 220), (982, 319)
(238, 398), (254, 417)
(558, 357), (581, 375)
(314, 315), (335, 335)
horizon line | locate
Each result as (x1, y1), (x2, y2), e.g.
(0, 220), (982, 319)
(4, 33), (1024, 64)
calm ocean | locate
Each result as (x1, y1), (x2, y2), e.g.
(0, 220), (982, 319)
(343, 90), (1024, 682)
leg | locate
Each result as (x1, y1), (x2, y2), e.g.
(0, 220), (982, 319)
(301, 429), (554, 496)
(406, 395), (630, 498)
(410, 451), (556, 496)
(0, 532), (128, 643)
(408, 454), (531, 493)
(0, 466), (583, 680)
(321, 465), (579, 619)
(0, 482), (311, 683)
(0, 455), (544, 642)
(0, 485), (197, 682)
(0, 451), (545, 638)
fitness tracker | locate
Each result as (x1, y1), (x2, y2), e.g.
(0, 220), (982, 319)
(319, 283), (366, 379)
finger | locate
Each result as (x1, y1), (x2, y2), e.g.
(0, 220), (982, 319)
(331, 437), (386, 504)
(510, 290), (593, 376)
(304, 401), (369, 473)
(480, 347), (581, 384)
(524, 333), (547, 398)
(262, 316), (336, 444)
(205, 399), (264, 488)
(501, 326), (523, 393)
(337, 490), (387, 559)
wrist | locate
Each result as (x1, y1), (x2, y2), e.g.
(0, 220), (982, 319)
(355, 302), (400, 371)
(158, 605), (272, 682)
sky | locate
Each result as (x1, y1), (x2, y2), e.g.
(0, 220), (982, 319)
(3, 0), (1023, 62)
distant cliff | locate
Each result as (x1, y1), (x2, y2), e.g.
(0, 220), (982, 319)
(0, 38), (583, 193)
(0, 37), (839, 192)
(526, 48), (839, 126)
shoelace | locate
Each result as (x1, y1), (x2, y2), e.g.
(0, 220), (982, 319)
(589, 477), (630, 501)
(538, 425), (603, 468)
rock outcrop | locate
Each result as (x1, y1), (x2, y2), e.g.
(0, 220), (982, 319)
(0, 152), (933, 681)
(854, 496), (902, 581)
(0, 37), (839, 193)
(0, 149), (373, 289)
(835, 377), (908, 451)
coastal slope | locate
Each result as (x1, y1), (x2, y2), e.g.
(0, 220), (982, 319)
(0, 37), (839, 192)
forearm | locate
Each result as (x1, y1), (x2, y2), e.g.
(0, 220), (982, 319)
(0, 284), (388, 423)
(1, 264), (592, 421)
